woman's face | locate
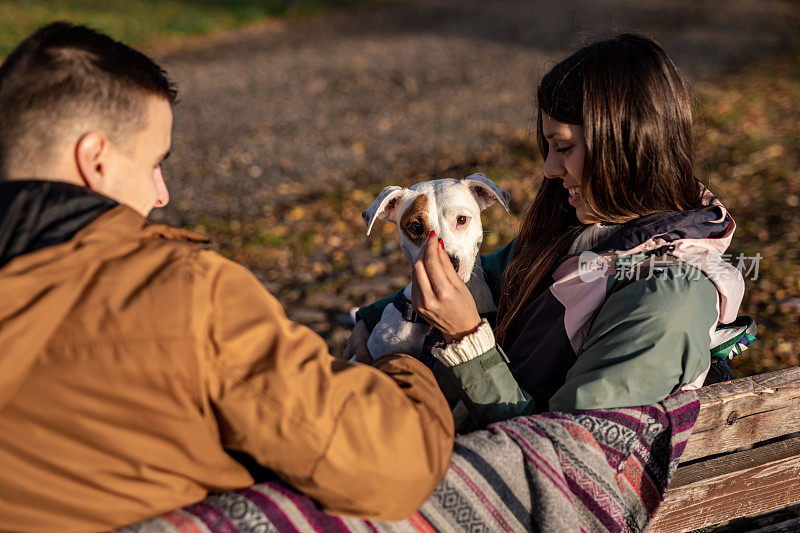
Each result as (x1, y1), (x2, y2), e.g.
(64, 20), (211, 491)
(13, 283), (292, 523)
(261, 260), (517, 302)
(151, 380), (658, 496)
(541, 113), (591, 223)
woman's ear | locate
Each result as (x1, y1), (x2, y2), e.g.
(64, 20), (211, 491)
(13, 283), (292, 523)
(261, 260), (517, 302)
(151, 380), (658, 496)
(74, 132), (109, 192)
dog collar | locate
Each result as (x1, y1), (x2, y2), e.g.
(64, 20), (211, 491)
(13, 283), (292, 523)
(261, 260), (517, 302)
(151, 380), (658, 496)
(392, 291), (429, 324)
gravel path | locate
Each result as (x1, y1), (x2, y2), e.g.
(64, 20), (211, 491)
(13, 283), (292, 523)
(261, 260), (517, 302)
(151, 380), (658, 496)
(153, 0), (800, 226)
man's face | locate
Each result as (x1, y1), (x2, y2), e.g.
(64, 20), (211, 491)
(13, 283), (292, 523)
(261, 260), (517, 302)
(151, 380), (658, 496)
(102, 95), (172, 217)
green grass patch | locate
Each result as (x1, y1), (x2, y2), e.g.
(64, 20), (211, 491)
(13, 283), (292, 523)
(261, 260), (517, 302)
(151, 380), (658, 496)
(0, 0), (363, 57)
(245, 228), (287, 249)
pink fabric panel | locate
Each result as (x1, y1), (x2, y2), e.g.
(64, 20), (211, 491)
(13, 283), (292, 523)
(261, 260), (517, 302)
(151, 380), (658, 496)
(550, 255), (614, 355)
(609, 215), (743, 325)
(669, 240), (743, 324)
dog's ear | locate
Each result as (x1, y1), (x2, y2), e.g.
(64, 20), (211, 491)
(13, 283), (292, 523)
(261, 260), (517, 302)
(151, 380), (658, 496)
(362, 186), (405, 235)
(463, 173), (511, 214)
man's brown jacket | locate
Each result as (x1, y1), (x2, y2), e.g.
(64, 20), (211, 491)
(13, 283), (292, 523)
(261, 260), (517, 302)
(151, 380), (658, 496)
(0, 180), (454, 532)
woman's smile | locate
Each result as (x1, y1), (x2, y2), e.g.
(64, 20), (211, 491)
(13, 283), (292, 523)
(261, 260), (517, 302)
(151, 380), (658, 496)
(541, 113), (590, 222)
(567, 186), (581, 206)
(567, 187), (581, 198)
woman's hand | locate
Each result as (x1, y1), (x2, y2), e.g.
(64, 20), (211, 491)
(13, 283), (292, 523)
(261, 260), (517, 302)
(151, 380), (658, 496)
(412, 231), (481, 343)
(343, 320), (372, 363)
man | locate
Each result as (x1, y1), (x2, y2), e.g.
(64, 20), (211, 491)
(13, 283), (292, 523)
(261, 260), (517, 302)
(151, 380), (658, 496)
(0, 23), (454, 531)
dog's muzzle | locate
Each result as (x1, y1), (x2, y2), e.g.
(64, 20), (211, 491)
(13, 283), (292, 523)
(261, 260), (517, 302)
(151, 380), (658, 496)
(447, 254), (460, 273)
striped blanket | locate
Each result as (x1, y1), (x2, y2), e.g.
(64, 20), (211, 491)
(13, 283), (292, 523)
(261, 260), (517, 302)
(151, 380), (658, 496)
(120, 390), (698, 532)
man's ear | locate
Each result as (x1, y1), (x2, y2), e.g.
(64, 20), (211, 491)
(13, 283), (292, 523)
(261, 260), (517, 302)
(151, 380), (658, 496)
(75, 132), (110, 193)
(362, 186), (405, 236)
(462, 173), (511, 213)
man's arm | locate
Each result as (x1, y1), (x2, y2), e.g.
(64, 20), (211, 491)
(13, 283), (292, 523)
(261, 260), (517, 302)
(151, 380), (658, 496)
(195, 252), (454, 521)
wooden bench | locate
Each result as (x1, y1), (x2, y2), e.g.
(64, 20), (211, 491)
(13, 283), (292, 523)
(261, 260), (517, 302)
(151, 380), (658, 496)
(648, 366), (800, 532)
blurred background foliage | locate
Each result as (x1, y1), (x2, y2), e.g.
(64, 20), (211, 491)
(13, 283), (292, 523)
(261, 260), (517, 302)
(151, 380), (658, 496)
(188, 51), (800, 377)
(0, 1), (797, 375)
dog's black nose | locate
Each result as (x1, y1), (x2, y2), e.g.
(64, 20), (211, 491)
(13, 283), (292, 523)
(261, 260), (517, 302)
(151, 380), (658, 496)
(448, 254), (460, 273)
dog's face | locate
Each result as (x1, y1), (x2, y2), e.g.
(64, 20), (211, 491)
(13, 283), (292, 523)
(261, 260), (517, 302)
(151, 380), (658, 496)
(362, 173), (511, 282)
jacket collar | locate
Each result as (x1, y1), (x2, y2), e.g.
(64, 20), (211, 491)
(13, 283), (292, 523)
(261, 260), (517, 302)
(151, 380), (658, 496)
(589, 207), (729, 255)
(0, 179), (117, 269)
(0, 180), (212, 269)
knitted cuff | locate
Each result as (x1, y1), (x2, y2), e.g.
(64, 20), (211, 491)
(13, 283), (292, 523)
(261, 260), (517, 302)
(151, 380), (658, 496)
(431, 319), (495, 367)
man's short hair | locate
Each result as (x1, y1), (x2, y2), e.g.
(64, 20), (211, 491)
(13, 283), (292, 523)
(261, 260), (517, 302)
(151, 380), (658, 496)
(0, 22), (177, 176)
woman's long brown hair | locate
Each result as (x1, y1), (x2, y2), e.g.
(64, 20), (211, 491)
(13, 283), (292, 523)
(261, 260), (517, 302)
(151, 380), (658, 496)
(495, 34), (709, 346)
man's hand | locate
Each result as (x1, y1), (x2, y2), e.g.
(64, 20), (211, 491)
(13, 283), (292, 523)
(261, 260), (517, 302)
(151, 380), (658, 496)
(412, 231), (481, 343)
(343, 319), (372, 363)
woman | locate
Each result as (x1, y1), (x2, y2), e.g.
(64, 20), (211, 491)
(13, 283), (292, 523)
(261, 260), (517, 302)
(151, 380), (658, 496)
(347, 34), (745, 427)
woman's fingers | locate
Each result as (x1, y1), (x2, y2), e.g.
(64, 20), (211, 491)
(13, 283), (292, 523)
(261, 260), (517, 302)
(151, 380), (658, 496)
(412, 238), (435, 312)
(436, 237), (464, 285)
(414, 233), (436, 285)
(411, 261), (429, 302)
(411, 230), (481, 341)
(413, 231), (450, 318)
(423, 235), (452, 295)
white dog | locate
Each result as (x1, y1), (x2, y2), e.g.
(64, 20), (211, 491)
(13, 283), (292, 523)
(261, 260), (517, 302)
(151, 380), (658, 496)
(362, 173), (511, 359)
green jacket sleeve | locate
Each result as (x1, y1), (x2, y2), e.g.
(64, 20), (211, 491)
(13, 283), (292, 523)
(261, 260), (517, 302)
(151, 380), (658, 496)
(440, 345), (535, 428)
(356, 239), (517, 332)
(548, 265), (717, 412)
(354, 292), (395, 332)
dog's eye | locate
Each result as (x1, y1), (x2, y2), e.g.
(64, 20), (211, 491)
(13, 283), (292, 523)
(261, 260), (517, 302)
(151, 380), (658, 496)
(408, 221), (424, 235)
(456, 215), (469, 226)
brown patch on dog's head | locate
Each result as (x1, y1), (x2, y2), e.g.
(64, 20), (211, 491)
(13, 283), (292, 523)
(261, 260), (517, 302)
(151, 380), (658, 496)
(399, 194), (430, 246)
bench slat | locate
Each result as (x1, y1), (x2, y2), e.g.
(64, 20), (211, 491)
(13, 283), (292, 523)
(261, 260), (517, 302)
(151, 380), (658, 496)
(682, 366), (800, 462)
(648, 435), (800, 531)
